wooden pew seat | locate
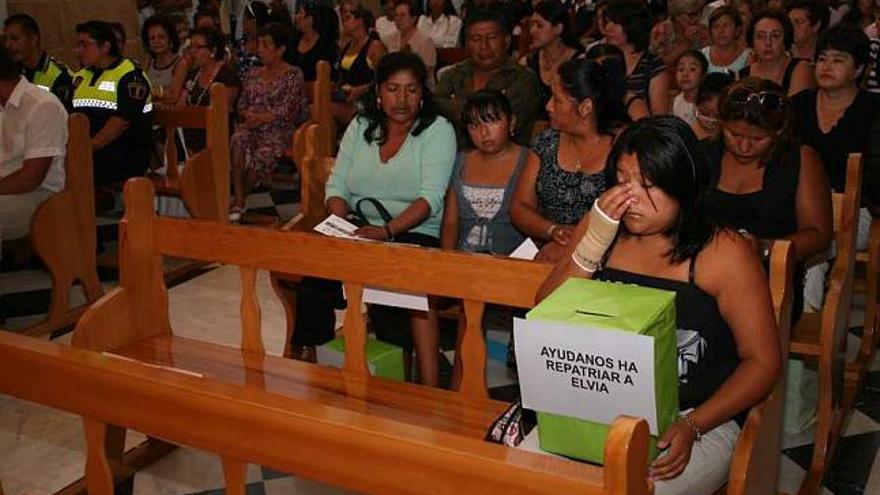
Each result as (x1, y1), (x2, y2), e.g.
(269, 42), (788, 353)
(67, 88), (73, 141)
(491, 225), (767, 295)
(113, 333), (507, 437)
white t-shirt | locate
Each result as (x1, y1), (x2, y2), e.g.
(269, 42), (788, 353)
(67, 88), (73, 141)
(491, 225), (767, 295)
(375, 16), (398, 47)
(0, 78), (67, 193)
(417, 14), (463, 49)
(672, 92), (697, 125)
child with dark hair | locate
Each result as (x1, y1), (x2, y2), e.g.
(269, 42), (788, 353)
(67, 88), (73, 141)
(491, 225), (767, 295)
(691, 71), (732, 140)
(438, 89), (536, 388)
(443, 89), (533, 254)
(672, 49), (708, 124)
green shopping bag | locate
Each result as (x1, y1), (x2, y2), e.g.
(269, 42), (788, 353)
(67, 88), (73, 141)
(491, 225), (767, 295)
(514, 278), (679, 464)
(317, 336), (405, 381)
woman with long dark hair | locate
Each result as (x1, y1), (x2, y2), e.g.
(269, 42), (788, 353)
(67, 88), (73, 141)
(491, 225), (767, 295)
(512, 58), (627, 262)
(289, 0), (339, 81)
(539, 116), (781, 495)
(521, 0), (583, 115)
(293, 52), (456, 387)
(603, 0), (670, 114)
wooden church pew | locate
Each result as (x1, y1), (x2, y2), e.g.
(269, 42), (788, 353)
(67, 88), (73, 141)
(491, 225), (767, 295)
(147, 83), (231, 222)
(0, 329), (652, 495)
(19, 114), (103, 337)
(55, 177), (652, 494)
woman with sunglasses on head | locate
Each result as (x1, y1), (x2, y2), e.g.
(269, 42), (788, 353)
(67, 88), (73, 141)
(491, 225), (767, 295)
(738, 10), (815, 96)
(792, 24), (880, 310)
(539, 117), (781, 495)
(703, 77), (832, 320)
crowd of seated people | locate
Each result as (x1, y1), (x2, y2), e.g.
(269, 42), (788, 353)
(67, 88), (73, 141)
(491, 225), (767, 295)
(6, 0), (880, 491)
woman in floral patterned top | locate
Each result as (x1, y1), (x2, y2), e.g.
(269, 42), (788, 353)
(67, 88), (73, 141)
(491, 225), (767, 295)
(230, 23), (309, 221)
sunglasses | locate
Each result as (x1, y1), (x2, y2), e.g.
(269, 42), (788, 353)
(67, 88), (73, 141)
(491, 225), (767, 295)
(725, 88), (787, 122)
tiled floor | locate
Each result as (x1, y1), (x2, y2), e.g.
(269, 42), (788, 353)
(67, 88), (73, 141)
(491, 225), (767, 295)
(2, 188), (880, 494)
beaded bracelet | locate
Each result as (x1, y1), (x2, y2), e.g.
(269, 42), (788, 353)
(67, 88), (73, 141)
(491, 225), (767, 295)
(682, 412), (703, 441)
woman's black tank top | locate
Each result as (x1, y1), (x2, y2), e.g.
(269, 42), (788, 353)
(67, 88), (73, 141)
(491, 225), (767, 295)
(595, 257), (740, 412)
(737, 57), (805, 93)
(337, 37), (375, 87)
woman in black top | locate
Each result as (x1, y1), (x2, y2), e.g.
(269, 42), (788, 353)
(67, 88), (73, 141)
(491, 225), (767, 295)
(704, 77), (832, 319)
(792, 24), (880, 309)
(520, 0), (582, 117)
(289, 0), (339, 82)
(540, 117), (781, 494)
(738, 10), (814, 96)
(332, 2), (387, 125)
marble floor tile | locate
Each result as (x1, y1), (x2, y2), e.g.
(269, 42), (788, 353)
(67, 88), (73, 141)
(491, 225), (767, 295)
(132, 448), (262, 495)
(167, 265), (289, 356)
(262, 475), (356, 495)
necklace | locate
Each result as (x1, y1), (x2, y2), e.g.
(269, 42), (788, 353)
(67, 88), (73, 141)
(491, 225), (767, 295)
(566, 132), (603, 173)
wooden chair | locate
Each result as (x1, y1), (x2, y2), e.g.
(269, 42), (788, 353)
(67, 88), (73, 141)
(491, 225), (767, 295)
(724, 240), (795, 495)
(289, 60), (335, 168)
(49, 177), (654, 495)
(789, 153), (863, 495)
(18, 114), (103, 337)
(148, 83), (231, 222)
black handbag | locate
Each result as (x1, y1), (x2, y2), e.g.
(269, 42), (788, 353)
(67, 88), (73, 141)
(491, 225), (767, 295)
(349, 197), (439, 246)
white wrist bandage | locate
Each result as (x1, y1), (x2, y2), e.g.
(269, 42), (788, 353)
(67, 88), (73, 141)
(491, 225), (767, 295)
(571, 201), (620, 273)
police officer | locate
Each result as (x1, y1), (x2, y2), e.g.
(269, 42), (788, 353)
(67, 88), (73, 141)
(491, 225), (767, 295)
(2, 14), (74, 109)
(72, 20), (153, 188)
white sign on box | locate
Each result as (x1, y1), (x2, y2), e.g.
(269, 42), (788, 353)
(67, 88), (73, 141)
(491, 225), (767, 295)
(513, 318), (659, 434)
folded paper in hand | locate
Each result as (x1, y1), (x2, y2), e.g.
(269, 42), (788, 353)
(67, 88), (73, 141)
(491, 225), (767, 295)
(315, 215), (429, 310)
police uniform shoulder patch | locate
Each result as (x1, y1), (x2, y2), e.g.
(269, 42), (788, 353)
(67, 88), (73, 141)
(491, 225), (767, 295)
(73, 76), (83, 89)
(128, 80), (148, 100)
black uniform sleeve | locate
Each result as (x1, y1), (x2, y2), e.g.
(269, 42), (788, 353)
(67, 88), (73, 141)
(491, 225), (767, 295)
(116, 70), (151, 122)
(51, 69), (74, 112)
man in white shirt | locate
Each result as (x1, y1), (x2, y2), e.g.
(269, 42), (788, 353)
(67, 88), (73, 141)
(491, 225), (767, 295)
(0, 45), (67, 247)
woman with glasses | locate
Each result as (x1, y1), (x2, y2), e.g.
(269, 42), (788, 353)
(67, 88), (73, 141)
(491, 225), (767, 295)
(539, 117), (781, 495)
(180, 26), (241, 152)
(792, 25), (880, 309)
(704, 77), (833, 320)
(738, 10), (814, 96)
(602, 0), (670, 115)
(332, 1), (387, 125)
(701, 6), (751, 75)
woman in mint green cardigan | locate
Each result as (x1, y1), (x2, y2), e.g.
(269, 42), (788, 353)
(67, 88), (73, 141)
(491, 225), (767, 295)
(293, 52), (456, 387)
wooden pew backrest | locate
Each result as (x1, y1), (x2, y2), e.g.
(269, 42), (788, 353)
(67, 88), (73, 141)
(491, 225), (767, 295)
(26, 113), (103, 337)
(152, 83), (230, 222)
(725, 239), (794, 495)
(61, 178), (655, 495)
